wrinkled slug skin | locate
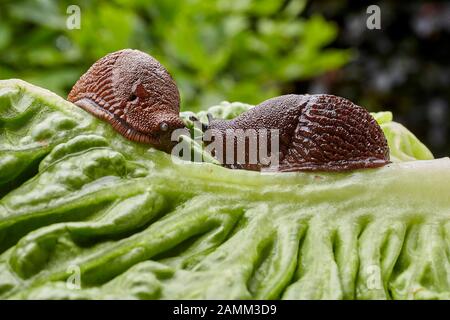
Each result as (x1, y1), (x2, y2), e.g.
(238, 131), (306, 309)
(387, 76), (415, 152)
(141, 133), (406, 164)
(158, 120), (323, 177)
(69, 50), (388, 171)
(1, 80), (450, 300)
(209, 94), (390, 171)
(68, 49), (185, 151)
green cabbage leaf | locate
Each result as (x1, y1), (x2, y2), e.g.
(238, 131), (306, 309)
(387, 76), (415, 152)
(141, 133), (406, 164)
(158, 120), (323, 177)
(0, 79), (449, 300)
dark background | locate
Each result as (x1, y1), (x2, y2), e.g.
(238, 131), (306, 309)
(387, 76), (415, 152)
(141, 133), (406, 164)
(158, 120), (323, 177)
(0, 0), (448, 156)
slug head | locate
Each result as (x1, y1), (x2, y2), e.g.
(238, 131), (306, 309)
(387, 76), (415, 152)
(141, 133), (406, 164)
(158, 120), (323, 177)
(68, 49), (185, 152)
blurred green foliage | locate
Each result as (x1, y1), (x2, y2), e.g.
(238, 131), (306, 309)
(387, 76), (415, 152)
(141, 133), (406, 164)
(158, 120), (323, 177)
(0, 0), (351, 110)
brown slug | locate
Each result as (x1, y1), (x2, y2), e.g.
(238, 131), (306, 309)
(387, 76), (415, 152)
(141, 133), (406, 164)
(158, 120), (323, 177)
(68, 50), (389, 172)
(68, 49), (185, 152)
(205, 94), (390, 172)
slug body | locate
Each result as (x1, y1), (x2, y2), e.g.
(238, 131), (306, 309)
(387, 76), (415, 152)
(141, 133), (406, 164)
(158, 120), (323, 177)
(207, 94), (390, 172)
(68, 50), (389, 172)
(68, 49), (185, 152)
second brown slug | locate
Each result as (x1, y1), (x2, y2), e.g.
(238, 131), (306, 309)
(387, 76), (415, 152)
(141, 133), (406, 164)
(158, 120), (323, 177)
(68, 49), (185, 152)
(205, 94), (390, 172)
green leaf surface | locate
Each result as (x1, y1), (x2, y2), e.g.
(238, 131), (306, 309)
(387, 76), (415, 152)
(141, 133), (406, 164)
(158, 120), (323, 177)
(0, 80), (448, 300)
